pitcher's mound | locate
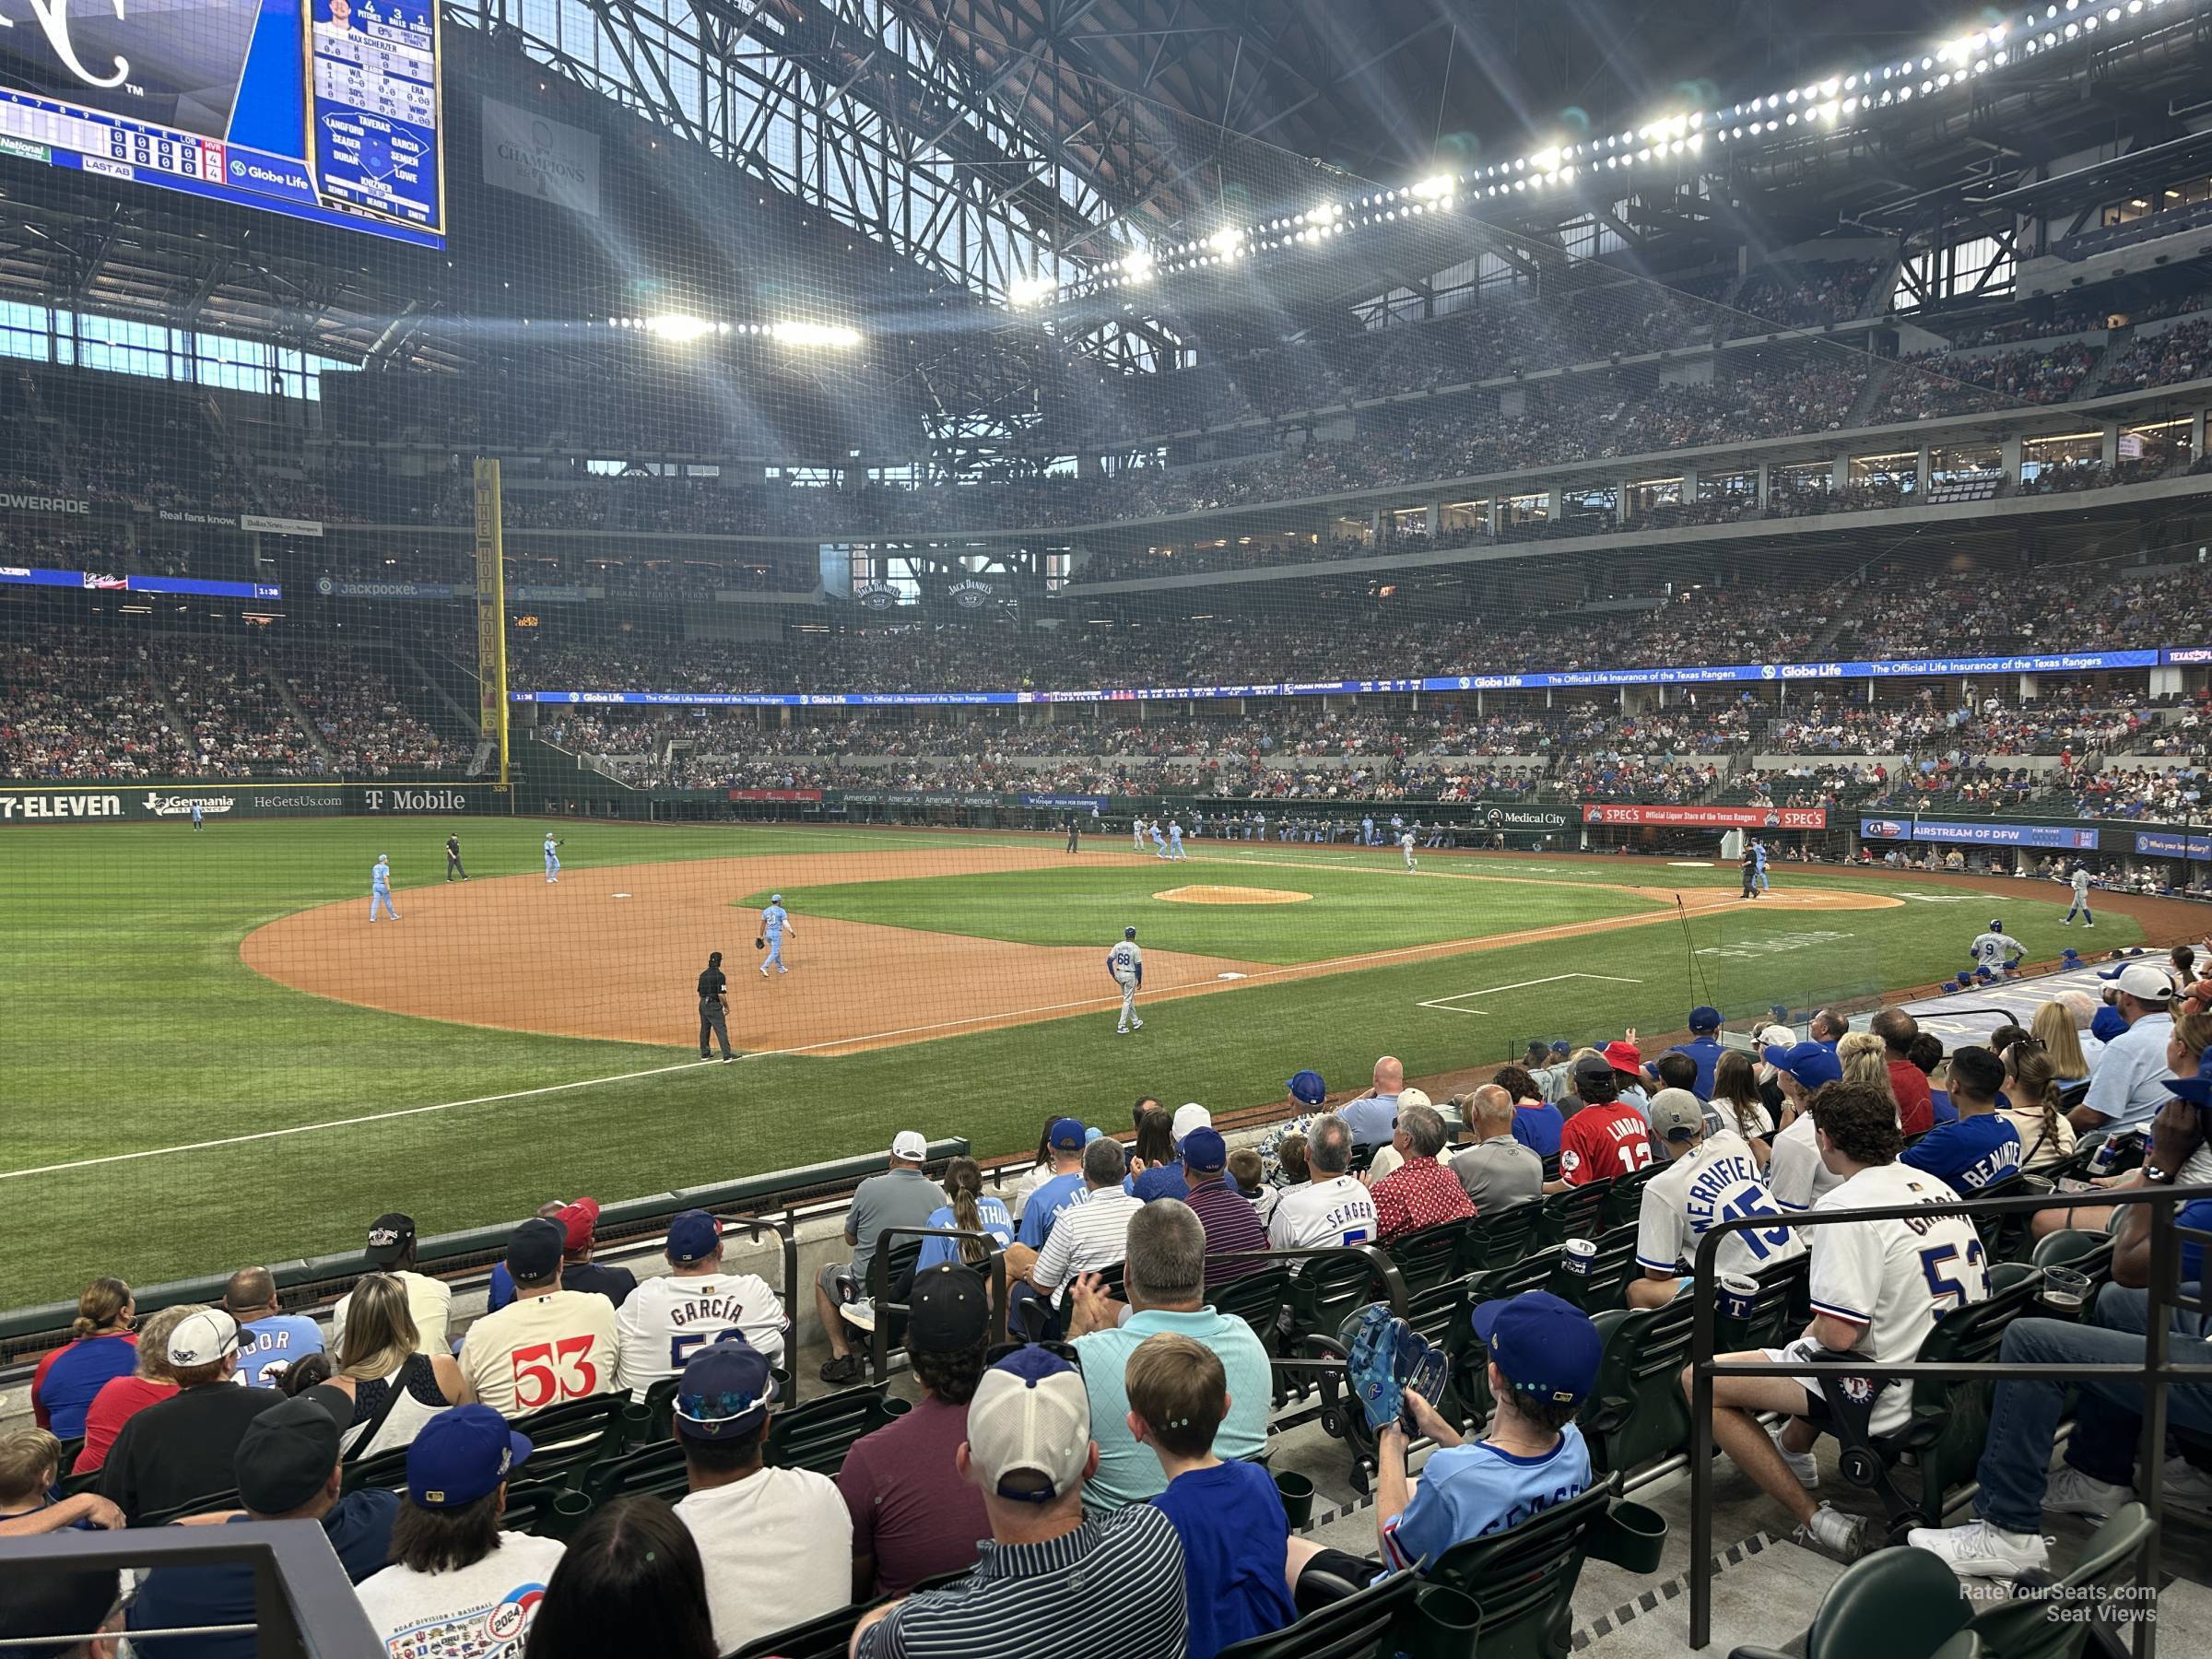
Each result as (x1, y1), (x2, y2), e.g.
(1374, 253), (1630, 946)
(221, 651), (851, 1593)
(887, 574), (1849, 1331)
(1156, 885), (1312, 905)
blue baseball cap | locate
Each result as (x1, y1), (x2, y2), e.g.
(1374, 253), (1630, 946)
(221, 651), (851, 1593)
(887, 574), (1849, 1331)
(2091, 1005), (2130, 1043)
(1549, 1039), (1571, 1055)
(1133, 1166), (1187, 1203)
(1471, 1290), (1602, 1406)
(1287, 1069), (1327, 1105)
(408, 1405), (533, 1510)
(676, 1342), (779, 1441)
(1762, 1041), (1843, 1089)
(666, 1208), (722, 1265)
(1180, 1126), (1227, 1171)
(1048, 1117), (1088, 1152)
(1688, 1006), (1723, 1032)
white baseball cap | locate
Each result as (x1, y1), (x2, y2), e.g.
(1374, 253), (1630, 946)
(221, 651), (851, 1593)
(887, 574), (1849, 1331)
(168, 1308), (243, 1367)
(2107, 963), (2174, 1003)
(1757, 1023), (1796, 1052)
(966, 1347), (1091, 1502)
(889, 1130), (929, 1161)
(1397, 1087), (1433, 1113)
(1170, 1103), (1212, 1144)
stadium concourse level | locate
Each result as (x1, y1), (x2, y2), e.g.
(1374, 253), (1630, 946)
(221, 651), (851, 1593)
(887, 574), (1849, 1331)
(7, 1012), (2212, 1656)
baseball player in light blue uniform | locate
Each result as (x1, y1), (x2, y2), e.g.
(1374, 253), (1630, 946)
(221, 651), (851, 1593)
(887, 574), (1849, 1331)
(2064, 865), (2096, 927)
(370, 854), (400, 923)
(190, 801), (203, 831)
(1167, 820), (1185, 861)
(1109, 925), (1144, 1033)
(1361, 815), (1375, 846)
(543, 833), (561, 883)
(1150, 822), (1170, 859)
(1753, 839), (1770, 893)
(760, 893), (794, 975)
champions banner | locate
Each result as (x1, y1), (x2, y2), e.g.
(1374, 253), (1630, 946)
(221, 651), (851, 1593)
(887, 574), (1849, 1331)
(474, 460), (509, 788)
(1583, 805), (1829, 829)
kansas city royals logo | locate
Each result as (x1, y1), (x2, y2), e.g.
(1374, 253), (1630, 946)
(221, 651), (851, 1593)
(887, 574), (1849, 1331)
(2, 0), (132, 89)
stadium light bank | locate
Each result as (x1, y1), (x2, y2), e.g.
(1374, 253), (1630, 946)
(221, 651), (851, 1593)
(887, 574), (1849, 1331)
(1018, 0), (2191, 306)
(606, 314), (863, 347)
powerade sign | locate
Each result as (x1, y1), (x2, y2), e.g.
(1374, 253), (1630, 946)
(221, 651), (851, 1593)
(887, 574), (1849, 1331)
(1022, 794), (1111, 811)
(1860, 818), (2100, 850)
(2135, 831), (2212, 861)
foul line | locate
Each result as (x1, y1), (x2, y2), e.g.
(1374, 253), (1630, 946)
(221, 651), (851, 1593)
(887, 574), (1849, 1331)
(1416, 971), (1646, 1016)
(0, 1059), (721, 1182)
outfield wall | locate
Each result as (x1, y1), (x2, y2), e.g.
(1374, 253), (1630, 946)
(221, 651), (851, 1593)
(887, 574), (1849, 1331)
(0, 782), (513, 823)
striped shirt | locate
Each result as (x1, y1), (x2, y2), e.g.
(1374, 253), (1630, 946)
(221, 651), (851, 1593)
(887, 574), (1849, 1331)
(855, 1504), (1188, 1659)
(1032, 1188), (1143, 1294)
(1183, 1177), (1270, 1283)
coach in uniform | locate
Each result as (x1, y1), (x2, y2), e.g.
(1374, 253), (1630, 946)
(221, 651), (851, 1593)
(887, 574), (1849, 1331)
(445, 833), (467, 882)
(699, 952), (734, 1062)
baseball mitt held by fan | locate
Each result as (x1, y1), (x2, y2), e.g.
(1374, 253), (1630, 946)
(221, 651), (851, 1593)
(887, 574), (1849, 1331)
(1347, 1302), (1450, 1434)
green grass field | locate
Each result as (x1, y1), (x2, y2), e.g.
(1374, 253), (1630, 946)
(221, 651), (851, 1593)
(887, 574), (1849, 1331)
(0, 819), (2136, 1306)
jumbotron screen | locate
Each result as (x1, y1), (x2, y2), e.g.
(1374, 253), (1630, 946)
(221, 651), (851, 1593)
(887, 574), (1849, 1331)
(0, 0), (444, 246)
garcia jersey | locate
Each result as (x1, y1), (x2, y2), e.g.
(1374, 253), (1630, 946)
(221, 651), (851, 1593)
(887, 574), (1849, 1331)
(1970, 931), (2024, 968)
(1807, 1162), (1988, 1432)
(1635, 1129), (1806, 1279)
(613, 1270), (787, 1400)
(1107, 939), (1143, 983)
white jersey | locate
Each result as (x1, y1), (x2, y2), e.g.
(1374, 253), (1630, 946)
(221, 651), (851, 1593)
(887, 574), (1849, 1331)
(1266, 1174), (1378, 1269)
(1109, 938), (1143, 983)
(1806, 1162), (1988, 1434)
(1400, 832), (1415, 851)
(1766, 1113), (1844, 1212)
(1971, 931), (2024, 968)
(1635, 1130), (1806, 1281)
(614, 1270), (787, 1400)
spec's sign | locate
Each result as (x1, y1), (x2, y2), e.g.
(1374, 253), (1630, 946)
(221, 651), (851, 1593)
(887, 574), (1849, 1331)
(1582, 804), (1828, 829)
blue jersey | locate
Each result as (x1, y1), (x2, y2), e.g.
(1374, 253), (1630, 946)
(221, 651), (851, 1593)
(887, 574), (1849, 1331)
(1665, 1037), (1726, 1100)
(236, 1315), (325, 1389)
(1901, 1115), (2023, 1194)
(761, 903), (789, 936)
(543, 837), (558, 858)
(1382, 1426), (1592, 1571)
(1753, 843), (1768, 869)
(371, 861), (391, 891)
(1016, 1171), (1088, 1248)
(915, 1197), (1014, 1271)
(1510, 1102), (1564, 1159)
(1151, 1460), (1296, 1659)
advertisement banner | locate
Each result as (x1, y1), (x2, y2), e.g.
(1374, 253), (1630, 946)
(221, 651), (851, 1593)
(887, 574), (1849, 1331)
(0, 784), (344, 824)
(839, 791), (1004, 808)
(157, 509), (238, 526)
(1021, 794), (1112, 811)
(1859, 818), (2100, 849)
(1583, 804), (1829, 829)
(0, 490), (89, 515)
(316, 578), (457, 600)
(1, 567), (276, 599)
(481, 97), (602, 218)
(727, 788), (823, 802)
(1473, 804), (1572, 831)
(358, 786), (481, 814)
(240, 514), (324, 537)
(2134, 831), (2212, 861)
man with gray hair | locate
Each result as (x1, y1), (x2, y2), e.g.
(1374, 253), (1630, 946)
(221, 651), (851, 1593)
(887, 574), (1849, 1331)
(1065, 1198), (1273, 1512)
(1451, 1086), (1544, 1211)
(1370, 1101), (1473, 1241)
(1266, 1116), (1378, 1269)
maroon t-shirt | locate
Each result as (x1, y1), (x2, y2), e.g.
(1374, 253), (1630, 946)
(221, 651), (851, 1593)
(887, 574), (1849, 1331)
(1185, 1176), (1270, 1282)
(836, 1394), (990, 1595)
(1889, 1059), (1936, 1137)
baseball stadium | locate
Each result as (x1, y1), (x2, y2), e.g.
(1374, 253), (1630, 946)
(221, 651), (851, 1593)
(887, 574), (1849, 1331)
(3, 0), (2212, 1651)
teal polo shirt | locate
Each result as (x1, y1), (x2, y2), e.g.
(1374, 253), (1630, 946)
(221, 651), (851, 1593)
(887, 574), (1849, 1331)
(1074, 1305), (1273, 1512)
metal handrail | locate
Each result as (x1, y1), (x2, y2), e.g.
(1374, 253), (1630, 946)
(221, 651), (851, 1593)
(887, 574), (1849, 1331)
(865, 1226), (1012, 1382)
(1684, 1179), (2212, 1654)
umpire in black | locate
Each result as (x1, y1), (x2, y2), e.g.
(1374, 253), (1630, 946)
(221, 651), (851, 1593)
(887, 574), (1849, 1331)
(699, 951), (734, 1061)
(445, 832), (467, 881)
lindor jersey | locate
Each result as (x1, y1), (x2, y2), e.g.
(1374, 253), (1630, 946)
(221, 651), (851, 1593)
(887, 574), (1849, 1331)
(1806, 1161), (1988, 1430)
(1634, 1129), (1806, 1279)
(614, 1270), (788, 1400)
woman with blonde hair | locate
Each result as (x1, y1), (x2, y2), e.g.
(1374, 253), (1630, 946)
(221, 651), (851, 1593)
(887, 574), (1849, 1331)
(29, 1277), (136, 1441)
(334, 1273), (464, 1457)
(1837, 1031), (1898, 1109)
(2029, 1001), (2092, 1090)
(74, 1304), (197, 1474)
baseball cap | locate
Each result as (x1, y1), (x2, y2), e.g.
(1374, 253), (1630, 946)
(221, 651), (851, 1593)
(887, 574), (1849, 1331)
(675, 1342), (779, 1441)
(1171, 1103), (1212, 1143)
(505, 1216), (566, 1283)
(1757, 1023), (1796, 1052)
(908, 1265), (991, 1353)
(771, 892), (782, 903)
(2107, 963), (2174, 1003)
(1602, 1039), (1643, 1075)
(966, 1347), (1091, 1503)
(1762, 1041), (1843, 1089)
(1287, 1069), (1327, 1105)
(557, 1197), (600, 1253)
(234, 1389), (347, 1513)
(1688, 1006), (1723, 1032)
(1048, 1117), (1087, 1152)
(1549, 1040), (1571, 1056)
(167, 1308), (243, 1368)
(407, 1405), (533, 1510)
(1397, 1087), (1432, 1115)
(1124, 926), (1137, 939)
(1133, 1166), (1187, 1203)
(364, 1212), (416, 1265)
(1471, 1291), (1602, 1406)
(1647, 1088), (1706, 1144)
(665, 1208), (722, 1266)
(2091, 1005), (2131, 1043)
(1570, 1053), (1615, 1092)
(890, 1129), (929, 1161)
(1180, 1126), (1227, 1171)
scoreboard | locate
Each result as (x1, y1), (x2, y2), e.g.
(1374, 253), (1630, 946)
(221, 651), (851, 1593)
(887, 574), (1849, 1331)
(0, 0), (444, 247)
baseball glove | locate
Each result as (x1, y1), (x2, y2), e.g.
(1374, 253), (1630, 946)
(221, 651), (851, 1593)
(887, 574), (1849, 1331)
(1346, 1302), (1451, 1434)
(755, 936), (766, 950)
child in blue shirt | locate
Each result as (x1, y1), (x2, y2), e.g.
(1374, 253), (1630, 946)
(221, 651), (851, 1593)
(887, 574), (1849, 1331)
(1134, 1332), (1296, 1659)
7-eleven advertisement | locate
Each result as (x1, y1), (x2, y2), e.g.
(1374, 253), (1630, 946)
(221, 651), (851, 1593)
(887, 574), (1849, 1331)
(1582, 804), (1828, 829)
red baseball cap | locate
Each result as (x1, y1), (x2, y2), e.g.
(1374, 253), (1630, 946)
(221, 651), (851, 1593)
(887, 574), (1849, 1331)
(1601, 1040), (1642, 1074)
(557, 1197), (601, 1253)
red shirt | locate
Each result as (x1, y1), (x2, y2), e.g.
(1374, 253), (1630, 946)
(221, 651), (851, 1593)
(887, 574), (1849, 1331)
(835, 1394), (989, 1595)
(1889, 1059), (1936, 1137)
(74, 1376), (176, 1473)
(1371, 1158), (1475, 1241)
(1559, 1102), (1654, 1185)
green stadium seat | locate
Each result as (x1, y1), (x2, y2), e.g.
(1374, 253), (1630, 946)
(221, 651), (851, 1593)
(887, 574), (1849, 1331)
(2029, 1230), (2115, 1290)
(1426, 1477), (1667, 1659)
(764, 1382), (903, 1476)
(1598, 1164), (1665, 1231)
(1728, 1546), (1978, 1659)
(575, 1438), (689, 1506)
(1217, 1568), (1422, 1659)
(137, 1488), (242, 1526)
(1455, 1197), (1541, 1274)
(1719, 1253), (1811, 1351)
(1445, 1247), (1565, 1424)
(1533, 1184), (1608, 1250)
(1556, 1222), (1640, 1314)
(1577, 1294), (1697, 1477)
(1969, 1504), (2152, 1659)
(728, 1601), (882, 1659)
(503, 1393), (632, 1488)
(1212, 1265), (1295, 1344)
(1384, 1219), (1471, 1295)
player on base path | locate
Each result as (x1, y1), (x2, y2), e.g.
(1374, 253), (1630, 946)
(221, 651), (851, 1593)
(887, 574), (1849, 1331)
(1400, 830), (1418, 871)
(760, 893), (794, 975)
(370, 854), (400, 923)
(543, 833), (561, 883)
(2063, 865), (2096, 928)
(1971, 919), (2027, 975)
(1110, 925), (1144, 1034)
